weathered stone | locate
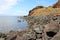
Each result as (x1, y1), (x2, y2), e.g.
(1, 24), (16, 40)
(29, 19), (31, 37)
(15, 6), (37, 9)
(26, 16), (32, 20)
(0, 38), (5, 40)
(36, 39), (42, 40)
(4, 15), (60, 40)
(44, 21), (59, 32)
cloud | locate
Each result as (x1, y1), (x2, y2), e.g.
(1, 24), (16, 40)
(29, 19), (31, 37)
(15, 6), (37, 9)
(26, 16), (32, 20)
(0, 0), (15, 10)
(0, 0), (22, 14)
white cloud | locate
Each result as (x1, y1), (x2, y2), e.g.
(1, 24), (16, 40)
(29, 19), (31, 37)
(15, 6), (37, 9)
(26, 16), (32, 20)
(0, 0), (22, 15)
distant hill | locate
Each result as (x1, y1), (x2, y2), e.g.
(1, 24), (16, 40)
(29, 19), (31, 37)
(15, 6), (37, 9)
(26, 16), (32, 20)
(28, 0), (60, 16)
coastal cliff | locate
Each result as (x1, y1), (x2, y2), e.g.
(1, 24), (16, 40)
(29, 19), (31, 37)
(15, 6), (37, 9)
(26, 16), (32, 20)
(28, 0), (60, 16)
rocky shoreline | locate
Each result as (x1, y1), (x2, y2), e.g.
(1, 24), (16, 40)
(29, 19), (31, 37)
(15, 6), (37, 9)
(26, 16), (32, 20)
(0, 15), (60, 40)
(0, 0), (60, 40)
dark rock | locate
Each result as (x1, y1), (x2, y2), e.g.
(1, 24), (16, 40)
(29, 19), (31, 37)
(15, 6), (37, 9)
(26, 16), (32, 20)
(51, 31), (60, 40)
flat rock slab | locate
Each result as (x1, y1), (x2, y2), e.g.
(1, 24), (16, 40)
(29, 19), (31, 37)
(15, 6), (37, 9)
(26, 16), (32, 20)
(0, 38), (4, 40)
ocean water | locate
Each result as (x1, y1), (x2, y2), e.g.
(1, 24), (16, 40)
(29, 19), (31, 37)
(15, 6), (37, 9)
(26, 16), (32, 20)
(0, 16), (28, 33)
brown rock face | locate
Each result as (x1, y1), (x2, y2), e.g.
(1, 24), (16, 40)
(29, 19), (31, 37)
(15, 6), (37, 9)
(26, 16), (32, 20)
(53, 0), (60, 8)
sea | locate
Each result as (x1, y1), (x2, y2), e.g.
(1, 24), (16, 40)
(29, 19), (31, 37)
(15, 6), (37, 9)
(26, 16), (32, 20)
(0, 16), (28, 33)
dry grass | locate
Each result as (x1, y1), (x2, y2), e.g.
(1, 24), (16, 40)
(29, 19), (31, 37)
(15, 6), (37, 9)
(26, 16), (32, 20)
(29, 8), (60, 16)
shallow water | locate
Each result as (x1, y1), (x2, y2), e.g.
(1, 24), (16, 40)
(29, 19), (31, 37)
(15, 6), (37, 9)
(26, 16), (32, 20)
(0, 16), (28, 33)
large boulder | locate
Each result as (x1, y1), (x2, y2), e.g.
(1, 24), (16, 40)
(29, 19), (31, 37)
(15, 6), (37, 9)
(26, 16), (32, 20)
(44, 21), (59, 32)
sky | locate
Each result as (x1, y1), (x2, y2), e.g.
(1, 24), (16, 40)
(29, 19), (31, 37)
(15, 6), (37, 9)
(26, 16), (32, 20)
(0, 0), (58, 16)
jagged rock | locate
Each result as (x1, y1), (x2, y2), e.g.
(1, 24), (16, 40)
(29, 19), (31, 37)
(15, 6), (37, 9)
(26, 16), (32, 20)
(4, 15), (60, 40)
(24, 15), (60, 40)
